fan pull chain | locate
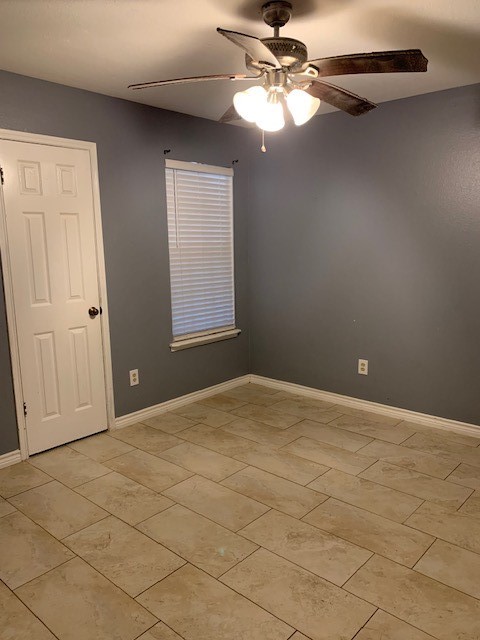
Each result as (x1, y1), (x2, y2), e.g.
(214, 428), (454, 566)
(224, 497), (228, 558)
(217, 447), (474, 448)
(261, 130), (266, 153)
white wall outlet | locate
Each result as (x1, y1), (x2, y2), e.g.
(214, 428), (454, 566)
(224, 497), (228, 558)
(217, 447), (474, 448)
(358, 359), (368, 375)
(129, 369), (139, 386)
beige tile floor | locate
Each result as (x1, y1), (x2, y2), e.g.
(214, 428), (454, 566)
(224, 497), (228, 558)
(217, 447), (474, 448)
(1, 383), (480, 640)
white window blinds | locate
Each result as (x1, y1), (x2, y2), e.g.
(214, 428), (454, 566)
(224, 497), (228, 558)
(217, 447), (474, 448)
(165, 160), (236, 345)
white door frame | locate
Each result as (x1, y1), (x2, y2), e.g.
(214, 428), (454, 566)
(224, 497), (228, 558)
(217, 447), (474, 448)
(0, 128), (115, 460)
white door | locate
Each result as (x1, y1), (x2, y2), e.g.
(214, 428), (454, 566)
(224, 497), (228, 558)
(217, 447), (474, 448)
(0, 140), (108, 454)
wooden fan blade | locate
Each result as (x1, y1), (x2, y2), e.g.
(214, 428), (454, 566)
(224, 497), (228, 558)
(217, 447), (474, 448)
(308, 50), (428, 77)
(219, 104), (242, 123)
(217, 28), (280, 68)
(306, 80), (377, 116)
(129, 73), (253, 90)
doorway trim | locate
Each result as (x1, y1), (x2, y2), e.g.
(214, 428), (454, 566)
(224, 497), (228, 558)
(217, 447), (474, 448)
(0, 128), (115, 460)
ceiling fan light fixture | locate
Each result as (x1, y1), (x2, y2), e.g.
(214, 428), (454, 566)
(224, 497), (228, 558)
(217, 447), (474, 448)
(287, 89), (320, 125)
(234, 85), (285, 131)
(233, 85), (268, 122)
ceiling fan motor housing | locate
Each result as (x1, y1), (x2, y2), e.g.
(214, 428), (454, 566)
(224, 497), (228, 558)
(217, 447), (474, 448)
(246, 37), (308, 72)
(262, 1), (293, 28)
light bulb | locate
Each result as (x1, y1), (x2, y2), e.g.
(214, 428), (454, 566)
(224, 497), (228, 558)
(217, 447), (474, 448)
(287, 89), (320, 126)
(255, 100), (285, 132)
(233, 86), (267, 122)
(255, 91), (285, 132)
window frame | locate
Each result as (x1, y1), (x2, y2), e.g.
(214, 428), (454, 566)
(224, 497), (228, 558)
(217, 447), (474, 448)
(165, 159), (240, 352)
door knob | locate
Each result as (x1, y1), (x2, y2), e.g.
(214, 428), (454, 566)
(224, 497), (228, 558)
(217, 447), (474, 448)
(88, 306), (100, 318)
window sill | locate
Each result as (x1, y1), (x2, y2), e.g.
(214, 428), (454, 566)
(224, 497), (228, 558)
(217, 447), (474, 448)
(170, 328), (241, 352)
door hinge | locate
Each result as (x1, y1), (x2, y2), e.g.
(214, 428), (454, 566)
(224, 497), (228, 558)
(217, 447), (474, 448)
(0, 166), (4, 186)
(23, 402), (27, 417)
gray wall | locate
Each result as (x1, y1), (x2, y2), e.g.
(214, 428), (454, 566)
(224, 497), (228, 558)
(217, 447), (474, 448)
(1, 70), (479, 455)
(249, 83), (480, 425)
(0, 70), (252, 454)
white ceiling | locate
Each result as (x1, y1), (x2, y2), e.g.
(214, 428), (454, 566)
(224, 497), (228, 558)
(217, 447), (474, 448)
(0, 0), (479, 122)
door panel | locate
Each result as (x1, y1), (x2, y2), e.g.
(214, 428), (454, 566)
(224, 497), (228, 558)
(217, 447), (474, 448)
(24, 211), (52, 305)
(0, 140), (107, 454)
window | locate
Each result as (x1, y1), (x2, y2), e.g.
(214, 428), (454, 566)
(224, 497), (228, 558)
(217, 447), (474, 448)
(165, 159), (240, 351)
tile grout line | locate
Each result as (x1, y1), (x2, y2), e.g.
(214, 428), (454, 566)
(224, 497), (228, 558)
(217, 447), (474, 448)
(138, 499), (423, 611)
(235, 518), (379, 588)
(161, 473), (273, 521)
(401, 434), (480, 464)
(298, 496), (432, 563)
(353, 440), (465, 480)
(133, 617), (189, 640)
(372, 608), (444, 640)
(212, 463), (251, 484)
(10, 510), (194, 624)
(298, 494), (330, 521)
(131, 620), (161, 640)
(454, 486), (476, 511)
(17, 549), (162, 624)
(410, 534), (438, 569)
(133, 504), (262, 584)
(279, 434), (381, 473)
(412, 555), (480, 603)
(218, 467), (329, 519)
(231, 451), (332, 487)
(443, 460), (467, 484)
(103, 456), (197, 493)
(403, 546), (480, 605)
(344, 550), (480, 611)
(11, 473), (119, 539)
(350, 606), (379, 639)
(129, 557), (188, 600)
(215, 543), (262, 579)
(400, 497), (427, 524)
(151, 438), (446, 532)
(304, 478), (428, 529)
(218, 425), (299, 451)
(357, 460), (475, 508)
(2, 576), (63, 640)
(163, 426), (264, 458)
(4, 488), (113, 558)
(0, 476), (54, 500)
(135, 558), (300, 637)
(131, 499), (267, 577)
(12, 555), (76, 592)
(48, 422), (329, 492)
(308, 466), (474, 518)
(157, 482), (272, 533)
(219, 546), (380, 625)
(153, 433), (330, 489)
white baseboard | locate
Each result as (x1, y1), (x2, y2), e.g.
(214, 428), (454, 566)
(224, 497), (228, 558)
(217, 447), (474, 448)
(112, 370), (480, 440)
(250, 374), (480, 439)
(6, 371), (473, 470)
(114, 375), (250, 429)
(0, 449), (22, 469)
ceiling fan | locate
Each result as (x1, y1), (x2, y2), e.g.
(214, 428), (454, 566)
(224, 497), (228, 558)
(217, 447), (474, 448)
(129, 1), (428, 132)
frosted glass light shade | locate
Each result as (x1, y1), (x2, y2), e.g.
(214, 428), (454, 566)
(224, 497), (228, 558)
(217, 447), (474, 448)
(255, 100), (285, 132)
(287, 89), (320, 125)
(233, 86), (268, 122)
(233, 85), (286, 131)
